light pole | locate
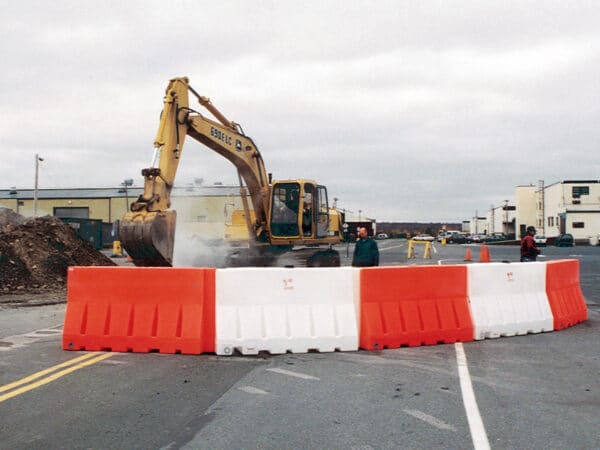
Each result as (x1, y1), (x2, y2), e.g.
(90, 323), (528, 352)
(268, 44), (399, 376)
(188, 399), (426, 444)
(121, 178), (134, 212)
(33, 154), (44, 217)
(503, 199), (509, 235)
(343, 222), (349, 256)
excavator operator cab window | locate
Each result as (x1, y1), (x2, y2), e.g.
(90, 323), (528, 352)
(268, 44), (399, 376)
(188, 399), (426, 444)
(302, 183), (314, 236)
(316, 185), (330, 238)
(271, 183), (300, 237)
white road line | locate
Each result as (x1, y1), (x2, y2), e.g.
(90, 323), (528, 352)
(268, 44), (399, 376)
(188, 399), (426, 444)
(379, 244), (405, 251)
(238, 386), (269, 395)
(455, 343), (491, 450)
(438, 259), (467, 265)
(266, 367), (320, 380)
(403, 409), (456, 431)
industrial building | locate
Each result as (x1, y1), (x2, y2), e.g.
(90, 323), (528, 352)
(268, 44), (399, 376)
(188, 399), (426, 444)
(470, 179), (600, 242)
(0, 185), (375, 245)
(0, 185), (246, 246)
(536, 180), (600, 240)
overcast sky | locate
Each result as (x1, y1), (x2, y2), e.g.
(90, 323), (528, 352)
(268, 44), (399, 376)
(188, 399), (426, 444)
(2, 1), (599, 221)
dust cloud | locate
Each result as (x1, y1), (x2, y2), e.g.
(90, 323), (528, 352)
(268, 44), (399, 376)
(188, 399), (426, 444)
(170, 197), (235, 268)
(172, 227), (233, 268)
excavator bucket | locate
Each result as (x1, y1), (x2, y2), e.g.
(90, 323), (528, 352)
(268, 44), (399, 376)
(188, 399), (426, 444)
(119, 210), (177, 266)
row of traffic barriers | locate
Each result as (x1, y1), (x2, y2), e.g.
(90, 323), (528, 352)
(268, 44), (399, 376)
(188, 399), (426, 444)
(62, 260), (588, 355)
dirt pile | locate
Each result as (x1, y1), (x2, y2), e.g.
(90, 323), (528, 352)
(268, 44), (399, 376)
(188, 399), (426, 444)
(0, 212), (115, 294)
(0, 207), (26, 231)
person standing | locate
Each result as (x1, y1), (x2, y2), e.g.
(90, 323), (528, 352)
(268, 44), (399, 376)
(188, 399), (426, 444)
(352, 226), (379, 267)
(520, 226), (541, 262)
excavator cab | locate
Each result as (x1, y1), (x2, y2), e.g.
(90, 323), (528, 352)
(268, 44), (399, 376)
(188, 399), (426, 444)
(269, 180), (329, 240)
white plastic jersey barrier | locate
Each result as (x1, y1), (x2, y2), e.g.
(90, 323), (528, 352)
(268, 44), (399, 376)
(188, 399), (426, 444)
(216, 267), (360, 355)
(467, 262), (554, 340)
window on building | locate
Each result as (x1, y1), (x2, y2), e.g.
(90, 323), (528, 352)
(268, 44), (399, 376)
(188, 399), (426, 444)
(54, 207), (89, 219)
(572, 186), (589, 198)
(548, 216), (554, 227)
(572, 222), (585, 228)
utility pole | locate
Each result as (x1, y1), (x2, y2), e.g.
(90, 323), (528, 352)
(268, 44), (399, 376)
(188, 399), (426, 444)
(33, 154), (44, 217)
(503, 200), (509, 235)
(121, 178), (134, 212)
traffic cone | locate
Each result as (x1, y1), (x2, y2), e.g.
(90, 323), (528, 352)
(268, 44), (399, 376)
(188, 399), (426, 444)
(479, 244), (490, 263)
(464, 247), (472, 262)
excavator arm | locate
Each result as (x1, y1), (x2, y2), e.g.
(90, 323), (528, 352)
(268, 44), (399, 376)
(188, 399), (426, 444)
(120, 77), (270, 266)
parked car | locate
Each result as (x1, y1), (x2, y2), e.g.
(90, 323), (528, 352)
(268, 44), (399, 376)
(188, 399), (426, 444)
(555, 233), (574, 247)
(437, 231), (461, 242)
(446, 232), (472, 244)
(376, 233), (388, 240)
(413, 234), (435, 241)
(483, 234), (508, 243)
(534, 235), (547, 246)
(470, 233), (486, 243)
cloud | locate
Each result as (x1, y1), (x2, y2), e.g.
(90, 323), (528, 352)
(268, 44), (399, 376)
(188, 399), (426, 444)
(1, 1), (599, 222)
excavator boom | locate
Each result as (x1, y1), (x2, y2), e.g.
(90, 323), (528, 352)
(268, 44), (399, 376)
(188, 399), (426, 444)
(120, 77), (270, 266)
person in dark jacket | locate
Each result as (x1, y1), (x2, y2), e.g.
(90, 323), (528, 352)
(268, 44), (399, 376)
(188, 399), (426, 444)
(520, 225), (541, 262)
(352, 226), (379, 267)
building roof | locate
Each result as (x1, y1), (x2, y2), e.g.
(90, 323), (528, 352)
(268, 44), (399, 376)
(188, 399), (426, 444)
(0, 185), (242, 199)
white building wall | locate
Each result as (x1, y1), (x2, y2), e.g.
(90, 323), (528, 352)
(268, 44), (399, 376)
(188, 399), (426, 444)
(567, 212), (600, 239)
(486, 205), (513, 235)
(543, 183), (563, 238)
(515, 185), (537, 238)
(469, 217), (488, 234)
(542, 181), (600, 239)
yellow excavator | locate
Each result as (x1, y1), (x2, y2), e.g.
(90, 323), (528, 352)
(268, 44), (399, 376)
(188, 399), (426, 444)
(119, 77), (343, 267)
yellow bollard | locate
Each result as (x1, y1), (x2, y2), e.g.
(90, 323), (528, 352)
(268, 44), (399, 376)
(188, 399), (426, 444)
(407, 240), (431, 259)
(423, 241), (432, 259)
(112, 240), (123, 257)
(407, 240), (416, 259)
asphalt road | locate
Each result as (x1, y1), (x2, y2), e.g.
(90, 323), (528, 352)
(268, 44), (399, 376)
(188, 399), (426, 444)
(1, 241), (599, 449)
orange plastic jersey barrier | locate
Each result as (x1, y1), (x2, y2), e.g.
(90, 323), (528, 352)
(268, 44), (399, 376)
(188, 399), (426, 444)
(63, 267), (215, 354)
(545, 260), (587, 330)
(360, 265), (473, 349)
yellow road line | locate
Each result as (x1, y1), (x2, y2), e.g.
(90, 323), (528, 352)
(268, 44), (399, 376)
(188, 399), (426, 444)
(0, 352), (100, 394)
(0, 353), (113, 403)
